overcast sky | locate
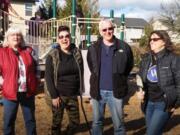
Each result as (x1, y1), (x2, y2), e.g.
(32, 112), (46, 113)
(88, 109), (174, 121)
(38, 0), (173, 21)
(98, 0), (172, 20)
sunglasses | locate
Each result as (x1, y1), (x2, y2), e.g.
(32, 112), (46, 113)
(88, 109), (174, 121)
(150, 38), (162, 42)
(58, 34), (70, 39)
(102, 27), (114, 32)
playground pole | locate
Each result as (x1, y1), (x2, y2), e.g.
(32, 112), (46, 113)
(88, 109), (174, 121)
(110, 10), (114, 23)
(120, 13), (125, 41)
(87, 13), (91, 47)
(72, 0), (76, 44)
(52, 0), (57, 43)
(53, 0), (56, 18)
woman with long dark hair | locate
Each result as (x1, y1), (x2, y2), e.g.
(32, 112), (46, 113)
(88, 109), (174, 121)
(137, 30), (180, 135)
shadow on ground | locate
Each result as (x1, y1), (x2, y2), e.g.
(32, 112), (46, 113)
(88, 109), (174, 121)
(32, 76), (180, 135)
(165, 114), (180, 131)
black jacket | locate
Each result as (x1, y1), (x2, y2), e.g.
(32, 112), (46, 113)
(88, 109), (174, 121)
(87, 37), (134, 100)
(138, 49), (180, 110)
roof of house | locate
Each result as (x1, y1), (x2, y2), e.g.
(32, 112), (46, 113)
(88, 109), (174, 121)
(105, 17), (148, 28)
(126, 18), (148, 28)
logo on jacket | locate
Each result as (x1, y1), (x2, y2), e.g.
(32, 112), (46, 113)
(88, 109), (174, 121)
(147, 65), (158, 82)
(118, 49), (124, 52)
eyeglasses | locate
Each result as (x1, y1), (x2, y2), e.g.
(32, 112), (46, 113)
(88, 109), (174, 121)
(58, 34), (70, 39)
(102, 27), (114, 32)
(150, 38), (162, 42)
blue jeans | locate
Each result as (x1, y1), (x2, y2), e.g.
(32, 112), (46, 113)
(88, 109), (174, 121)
(145, 101), (171, 135)
(92, 90), (126, 135)
(3, 93), (36, 135)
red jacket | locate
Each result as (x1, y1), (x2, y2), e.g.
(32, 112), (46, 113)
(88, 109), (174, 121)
(0, 47), (38, 100)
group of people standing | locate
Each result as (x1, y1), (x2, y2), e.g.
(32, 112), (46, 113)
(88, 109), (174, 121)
(0, 18), (180, 135)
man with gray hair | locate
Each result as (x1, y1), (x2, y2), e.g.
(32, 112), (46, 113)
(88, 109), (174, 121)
(87, 19), (134, 135)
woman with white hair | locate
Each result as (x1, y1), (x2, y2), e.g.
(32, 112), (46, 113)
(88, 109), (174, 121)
(0, 26), (38, 135)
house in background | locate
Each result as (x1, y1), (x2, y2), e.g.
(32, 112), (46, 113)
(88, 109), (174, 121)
(0, 0), (37, 41)
(5, 0), (37, 36)
(113, 17), (148, 43)
(79, 17), (149, 46)
(151, 19), (168, 30)
(11, 0), (37, 20)
(152, 19), (180, 44)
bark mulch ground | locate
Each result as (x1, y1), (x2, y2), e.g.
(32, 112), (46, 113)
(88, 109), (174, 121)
(0, 79), (180, 135)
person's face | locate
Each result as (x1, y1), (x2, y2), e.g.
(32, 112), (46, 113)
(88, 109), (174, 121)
(99, 21), (114, 42)
(150, 33), (165, 53)
(58, 31), (71, 51)
(7, 33), (22, 48)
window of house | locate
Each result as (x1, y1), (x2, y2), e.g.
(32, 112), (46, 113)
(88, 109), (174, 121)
(25, 3), (32, 16)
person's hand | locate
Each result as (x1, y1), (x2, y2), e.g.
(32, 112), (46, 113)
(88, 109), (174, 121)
(52, 97), (61, 108)
(168, 108), (176, 117)
(170, 108), (175, 113)
(136, 88), (145, 101)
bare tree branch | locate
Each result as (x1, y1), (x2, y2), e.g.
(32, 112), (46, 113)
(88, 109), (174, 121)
(160, 0), (180, 34)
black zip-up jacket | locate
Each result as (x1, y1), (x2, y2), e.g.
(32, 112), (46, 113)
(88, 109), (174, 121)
(138, 49), (180, 110)
(87, 37), (134, 100)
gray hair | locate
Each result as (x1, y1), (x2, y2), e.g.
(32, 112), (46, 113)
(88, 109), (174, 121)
(99, 18), (114, 31)
(3, 26), (25, 47)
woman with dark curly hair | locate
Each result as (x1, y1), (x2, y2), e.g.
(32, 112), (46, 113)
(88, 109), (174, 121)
(136, 30), (180, 135)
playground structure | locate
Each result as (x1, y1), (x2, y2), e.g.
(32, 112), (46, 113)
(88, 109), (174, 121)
(0, 4), (126, 60)
(0, 1), (126, 97)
